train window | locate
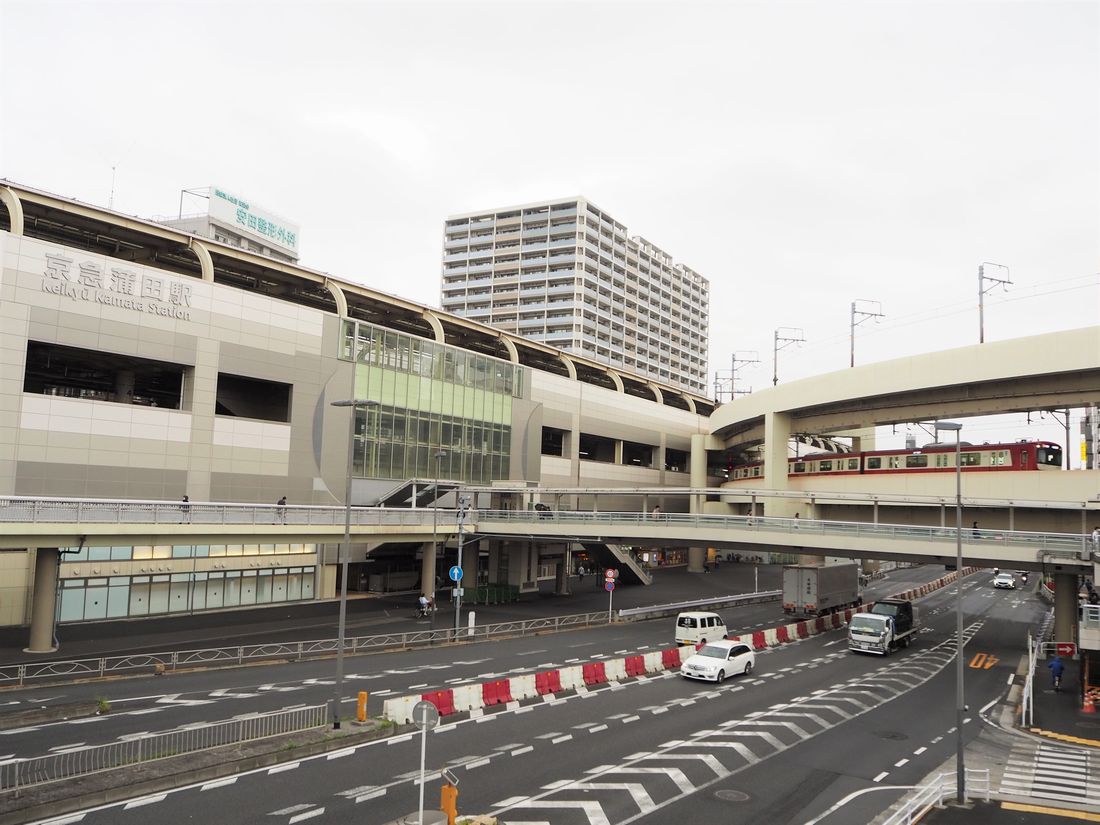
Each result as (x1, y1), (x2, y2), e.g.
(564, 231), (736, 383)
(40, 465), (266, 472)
(866, 457), (881, 469)
(935, 454), (949, 467)
(847, 458), (859, 470)
(906, 454), (928, 468)
(752, 466), (761, 477)
(819, 460), (832, 472)
(991, 450), (1008, 466)
(888, 456), (901, 469)
(961, 453), (980, 466)
(1037, 447), (1061, 466)
(1021, 452), (1028, 467)
(793, 463), (806, 473)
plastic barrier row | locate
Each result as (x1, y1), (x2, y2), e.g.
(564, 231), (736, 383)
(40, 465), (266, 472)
(382, 643), (696, 723)
(382, 572), (977, 724)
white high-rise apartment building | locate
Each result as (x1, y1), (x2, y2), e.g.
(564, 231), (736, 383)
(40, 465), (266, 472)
(441, 198), (709, 394)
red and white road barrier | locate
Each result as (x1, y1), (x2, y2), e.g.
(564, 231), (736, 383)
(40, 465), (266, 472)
(381, 569), (979, 724)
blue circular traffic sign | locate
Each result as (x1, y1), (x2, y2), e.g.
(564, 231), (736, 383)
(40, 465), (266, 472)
(605, 581), (616, 592)
(449, 565), (463, 582)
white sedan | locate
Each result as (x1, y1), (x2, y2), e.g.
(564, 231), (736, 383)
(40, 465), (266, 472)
(993, 572), (1016, 589)
(680, 640), (755, 683)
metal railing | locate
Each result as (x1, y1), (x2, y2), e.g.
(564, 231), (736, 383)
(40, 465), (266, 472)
(617, 590), (782, 618)
(880, 770), (990, 825)
(0, 496), (454, 528)
(0, 611), (613, 687)
(0, 497), (1091, 561)
(0, 703), (325, 792)
(477, 509), (1088, 558)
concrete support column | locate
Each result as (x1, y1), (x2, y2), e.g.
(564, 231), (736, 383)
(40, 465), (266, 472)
(114, 370), (135, 404)
(687, 546), (706, 574)
(763, 411), (795, 517)
(1052, 572), (1078, 647)
(555, 558), (569, 595)
(25, 548), (60, 653)
(689, 434), (707, 514)
(420, 541), (438, 600)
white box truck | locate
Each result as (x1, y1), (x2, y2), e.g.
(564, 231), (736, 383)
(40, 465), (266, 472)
(782, 563), (862, 616)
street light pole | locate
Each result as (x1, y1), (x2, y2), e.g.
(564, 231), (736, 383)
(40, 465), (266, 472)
(453, 495), (470, 633)
(329, 397), (378, 729)
(431, 450), (446, 627)
(937, 419), (965, 803)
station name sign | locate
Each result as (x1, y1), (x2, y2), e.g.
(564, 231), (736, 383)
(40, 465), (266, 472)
(42, 251), (193, 321)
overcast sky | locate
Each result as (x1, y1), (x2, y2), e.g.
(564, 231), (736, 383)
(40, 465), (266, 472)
(2, 0), (1097, 457)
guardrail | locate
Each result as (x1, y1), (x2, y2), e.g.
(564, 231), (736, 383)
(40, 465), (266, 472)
(0, 611), (613, 687)
(0, 703), (326, 792)
(617, 590), (782, 619)
(0, 496), (452, 528)
(880, 769), (990, 825)
(477, 509), (1090, 560)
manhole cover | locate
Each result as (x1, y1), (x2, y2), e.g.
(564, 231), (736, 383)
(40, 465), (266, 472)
(715, 790), (750, 802)
(875, 730), (909, 741)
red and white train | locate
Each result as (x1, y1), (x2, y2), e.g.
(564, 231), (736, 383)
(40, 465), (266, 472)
(727, 440), (1063, 482)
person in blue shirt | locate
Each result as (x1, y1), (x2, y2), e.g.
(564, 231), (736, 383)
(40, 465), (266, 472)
(1048, 656), (1065, 691)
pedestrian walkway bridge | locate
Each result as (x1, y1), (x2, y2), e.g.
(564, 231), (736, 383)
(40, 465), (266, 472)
(0, 497), (1093, 574)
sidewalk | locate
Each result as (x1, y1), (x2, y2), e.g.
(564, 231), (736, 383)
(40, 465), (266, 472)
(1026, 655), (1100, 748)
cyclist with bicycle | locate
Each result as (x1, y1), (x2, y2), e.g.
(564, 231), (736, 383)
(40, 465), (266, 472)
(1048, 656), (1065, 692)
(416, 594), (434, 618)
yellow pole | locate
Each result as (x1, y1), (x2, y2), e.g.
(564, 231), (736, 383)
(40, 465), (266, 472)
(356, 691), (367, 722)
(440, 783), (458, 825)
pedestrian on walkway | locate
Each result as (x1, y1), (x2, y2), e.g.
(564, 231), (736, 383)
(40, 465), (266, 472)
(1048, 656), (1065, 691)
(1091, 526), (1099, 552)
(179, 495), (191, 524)
(276, 495), (287, 524)
(577, 564), (585, 583)
(972, 520), (981, 539)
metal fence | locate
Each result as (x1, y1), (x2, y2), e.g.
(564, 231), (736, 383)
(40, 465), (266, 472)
(477, 509), (1089, 558)
(0, 703), (326, 792)
(617, 590), (781, 618)
(880, 770), (990, 825)
(0, 611), (613, 687)
(0, 496), (453, 528)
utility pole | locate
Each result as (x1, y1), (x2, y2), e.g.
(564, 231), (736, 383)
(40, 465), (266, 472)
(713, 351), (760, 402)
(773, 328), (805, 386)
(978, 262), (1011, 343)
(849, 299), (884, 367)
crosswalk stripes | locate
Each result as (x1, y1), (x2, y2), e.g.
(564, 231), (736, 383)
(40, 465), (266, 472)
(1000, 740), (1099, 806)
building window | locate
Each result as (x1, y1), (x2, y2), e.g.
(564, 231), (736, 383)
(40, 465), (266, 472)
(215, 374), (292, 422)
(23, 341), (185, 409)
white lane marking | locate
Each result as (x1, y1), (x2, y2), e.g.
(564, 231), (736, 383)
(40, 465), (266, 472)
(914, 747), (927, 755)
(327, 748), (355, 760)
(552, 735), (573, 744)
(873, 772), (890, 782)
(590, 725), (608, 733)
(494, 796), (530, 807)
(124, 794), (166, 809)
(38, 815), (84, 824)
(466, 758), (490, 769)
(48, 742), (85, 752)
(272, 805), (313, 816)
(623, 715), (639, 723)
(201, 776), (238, 790)
(268, 762), (300, 774)
(512, 746), (534, 756)
(895, 758), (909, 767)
(289, 809), (325, 824)
(355, 788), (387, 802)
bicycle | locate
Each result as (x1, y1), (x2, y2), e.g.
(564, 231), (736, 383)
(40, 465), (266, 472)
(414, 600), (436, 619)
(1053, 673), (1062, 693)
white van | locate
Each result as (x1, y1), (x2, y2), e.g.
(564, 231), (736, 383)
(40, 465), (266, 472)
(675, 611), (728, 646)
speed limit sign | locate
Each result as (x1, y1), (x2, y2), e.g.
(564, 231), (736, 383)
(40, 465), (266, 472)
(604, 568), (618, 580)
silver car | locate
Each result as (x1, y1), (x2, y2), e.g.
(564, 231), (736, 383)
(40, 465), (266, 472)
(993, 572), (1016, 589)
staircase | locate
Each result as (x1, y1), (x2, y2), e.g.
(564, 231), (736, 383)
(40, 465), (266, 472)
(579, 542), (654, 585)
